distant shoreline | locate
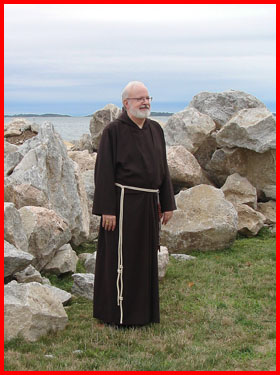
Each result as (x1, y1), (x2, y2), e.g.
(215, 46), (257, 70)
(4, 113), (72, 118)
(4, 111), (174, 118)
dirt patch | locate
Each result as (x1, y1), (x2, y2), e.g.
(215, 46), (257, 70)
(5, 130), (38, 145)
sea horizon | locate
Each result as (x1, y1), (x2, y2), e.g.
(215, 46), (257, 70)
(4, 114), (171, 141)
(3, 98), (276, 117)
(4, 100), (276, 142)
(4, 110), (174, 118)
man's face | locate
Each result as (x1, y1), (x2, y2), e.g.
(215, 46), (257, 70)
(124, 85), (151, 119)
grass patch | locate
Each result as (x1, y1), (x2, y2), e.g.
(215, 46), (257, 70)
(4, 232), (276, 371)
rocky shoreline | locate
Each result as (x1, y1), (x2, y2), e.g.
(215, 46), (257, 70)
(4, 89), (276, 342)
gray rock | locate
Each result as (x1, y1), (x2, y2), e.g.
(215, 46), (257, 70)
(81, 169), (100, 241)
(72, 161), (91, 244)
(160, 185), (238, 253)
(19, 206), (72, 271)
(90, 104), (121, 151)
(84, 252), (97, 274)
(78, 252), (93, 263)
(4, 281), (68, 342)
(4, 118), (33, 133)
(206, 148), (276, 199)
(4, 122), (90, 245)
(257, 201), (276, 226)
(14, 265), (43, 283)
(4, 129), (22, 137)
(167, 145), (212, 188)
(71, 273), (95, 300)
(68, 150), (96, 173)
(70, 133), (94, 153)
(206, 147), (247, 187)
(81, 169), (95, 201)
(43, 244), (78, 275)
(193, 132), (218, 170)
(171, 254), (196, 261)
(164, 107), (216, 153)
(221, 173), (257, 209)
(4, 151), (23, 176)
(4, 202), (29, 253)
(235, 204), (266, 237)
(4, 140), (19, 158)
(188, 89), (266, 128)
(216, 107), (275, 153)
(42, 277), (52, 285)
(158, 246), (169, 280)
(43, 285), (72, 305)
(4, 241), (34, 278)
(31, 123), (40, 133)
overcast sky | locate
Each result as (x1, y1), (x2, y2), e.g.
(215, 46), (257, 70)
(4, 4), (276, 115)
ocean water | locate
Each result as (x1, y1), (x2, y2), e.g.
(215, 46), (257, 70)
(4, 115), (170, 141)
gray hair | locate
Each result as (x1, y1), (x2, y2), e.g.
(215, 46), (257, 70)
(121, 81), (147, 101)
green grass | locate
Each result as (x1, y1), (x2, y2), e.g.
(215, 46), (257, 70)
(4, 231), (276, 371)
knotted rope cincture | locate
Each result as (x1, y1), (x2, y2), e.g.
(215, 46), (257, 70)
(115, 183), (159, 324)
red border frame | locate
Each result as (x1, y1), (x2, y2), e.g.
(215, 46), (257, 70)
(2, 2), (277, 375)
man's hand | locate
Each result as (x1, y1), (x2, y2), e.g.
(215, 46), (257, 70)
(161, 211), (173, 225)
(102, 214), (116, 231)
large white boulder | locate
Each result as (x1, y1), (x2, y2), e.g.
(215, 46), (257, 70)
(43, 244), (78, 275)
(164, 107), (216, 153)
(221, 173), (257, 209)
(4, 241), (34, 278)
(4, 122), (90, 245)
(19, 206), (72, 271)
(90, 104), (121, 151)
(206, 148), (276, 199)
(188, 89), (266, 128)
(160, 185), (238, 253)
(216, 107), (275, 153)
(4, 281), (68, 342)
(167, 146), (212, 188)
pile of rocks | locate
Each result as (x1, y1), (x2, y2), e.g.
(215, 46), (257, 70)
(4, 89), (275, 341)
(161, 90), (275, 252)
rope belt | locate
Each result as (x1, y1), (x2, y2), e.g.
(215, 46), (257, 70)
(115, 182), (159, 324)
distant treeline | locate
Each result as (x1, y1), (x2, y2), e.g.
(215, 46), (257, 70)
(150, 112), (173, 116)
(4, 113), (72, 118)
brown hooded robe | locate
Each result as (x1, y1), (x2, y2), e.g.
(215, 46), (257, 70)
(92, 111), (176, 325)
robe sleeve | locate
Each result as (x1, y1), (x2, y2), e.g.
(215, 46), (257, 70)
(158, 128), (177, 213)
(92, 125), (117, 216)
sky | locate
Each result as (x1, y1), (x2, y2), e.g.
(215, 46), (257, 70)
(4, 4), (276, 115)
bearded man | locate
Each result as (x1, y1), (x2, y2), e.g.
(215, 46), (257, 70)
(92, 81), (176, 327)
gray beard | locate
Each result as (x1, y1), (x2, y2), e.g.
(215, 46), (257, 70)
(129, 107), (151, 119)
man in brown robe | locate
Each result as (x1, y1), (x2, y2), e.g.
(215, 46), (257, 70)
(92, 81), (176, 327)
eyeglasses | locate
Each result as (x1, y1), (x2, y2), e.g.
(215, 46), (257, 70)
(126, 96), (153, 103)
